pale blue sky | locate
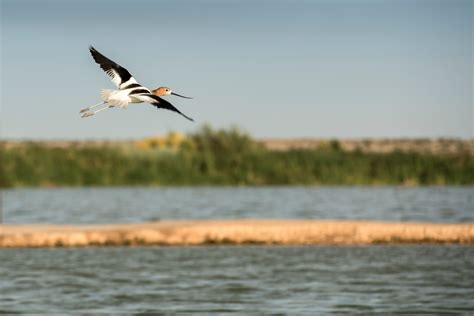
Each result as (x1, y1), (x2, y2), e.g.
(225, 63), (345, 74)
(1, 0), (472, 139)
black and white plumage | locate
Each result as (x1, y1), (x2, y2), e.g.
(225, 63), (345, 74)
(80, 46), (194, 121)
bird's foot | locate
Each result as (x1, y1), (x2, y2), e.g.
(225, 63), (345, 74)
(79, 108), (91, 113)
(81, 112), (94, 118)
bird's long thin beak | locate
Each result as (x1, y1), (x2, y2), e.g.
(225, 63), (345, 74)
(171, 92), (193, 99)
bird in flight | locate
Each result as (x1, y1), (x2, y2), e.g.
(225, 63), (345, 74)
(80, 46), (194, 121)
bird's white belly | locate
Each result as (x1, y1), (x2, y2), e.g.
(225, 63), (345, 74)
(130, 96), (145, 103)
(102, 89), (132, 108)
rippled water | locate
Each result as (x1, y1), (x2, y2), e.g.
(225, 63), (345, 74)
(2, 186), (473, 223)
(1, 187), (473, 313)
(1, 246), (473, 314)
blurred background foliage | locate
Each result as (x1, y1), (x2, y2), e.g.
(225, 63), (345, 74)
(1, 126), (473, 187)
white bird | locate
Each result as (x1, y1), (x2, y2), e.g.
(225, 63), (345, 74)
(80, 46), (194, 121)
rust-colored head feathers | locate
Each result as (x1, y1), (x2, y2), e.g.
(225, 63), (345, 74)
(152, 87), (171, 96)
(152, 87), (193, 99)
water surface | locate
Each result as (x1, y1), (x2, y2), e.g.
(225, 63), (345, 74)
(2, 186), (472, 224)
(1, 187), (473, 313)
(1, 245), (473, 314)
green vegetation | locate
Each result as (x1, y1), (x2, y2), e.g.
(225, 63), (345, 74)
(1, 126), (473, 187)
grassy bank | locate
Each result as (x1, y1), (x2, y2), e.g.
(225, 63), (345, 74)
(1, 126), (473, 187)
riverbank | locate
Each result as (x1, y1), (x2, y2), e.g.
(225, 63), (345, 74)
(2, 127), (473, 187)
(1, 220), (473, 247)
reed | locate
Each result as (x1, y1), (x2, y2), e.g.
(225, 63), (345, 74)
(1, 126), (473, 187)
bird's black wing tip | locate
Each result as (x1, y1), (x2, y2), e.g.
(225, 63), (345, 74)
(180, 112), (194, 122)
(149, 96), (195, 122)
(175, 112), (195, 122)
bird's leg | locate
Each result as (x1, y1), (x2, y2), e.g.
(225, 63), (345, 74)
(79, 101), (106, 113)
(81, 105), (115, 118)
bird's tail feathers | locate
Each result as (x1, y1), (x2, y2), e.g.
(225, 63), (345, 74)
(101, 89), (114, 101)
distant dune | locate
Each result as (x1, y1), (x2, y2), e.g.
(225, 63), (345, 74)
(2, 138), (473, 155)
(1, 220), (473, 247)
(259, 138), (474, 155)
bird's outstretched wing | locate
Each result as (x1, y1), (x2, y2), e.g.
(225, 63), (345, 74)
(89, 46), (141, 90)
(145, 94), (194, 122)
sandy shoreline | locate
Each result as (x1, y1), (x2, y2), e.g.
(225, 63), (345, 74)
(1, 220), (473, 247)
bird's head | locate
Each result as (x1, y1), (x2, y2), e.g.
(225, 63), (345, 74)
(152, 87), (192, 99)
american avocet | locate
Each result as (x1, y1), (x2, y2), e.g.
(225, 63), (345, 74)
(80, 46), (194, 121)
